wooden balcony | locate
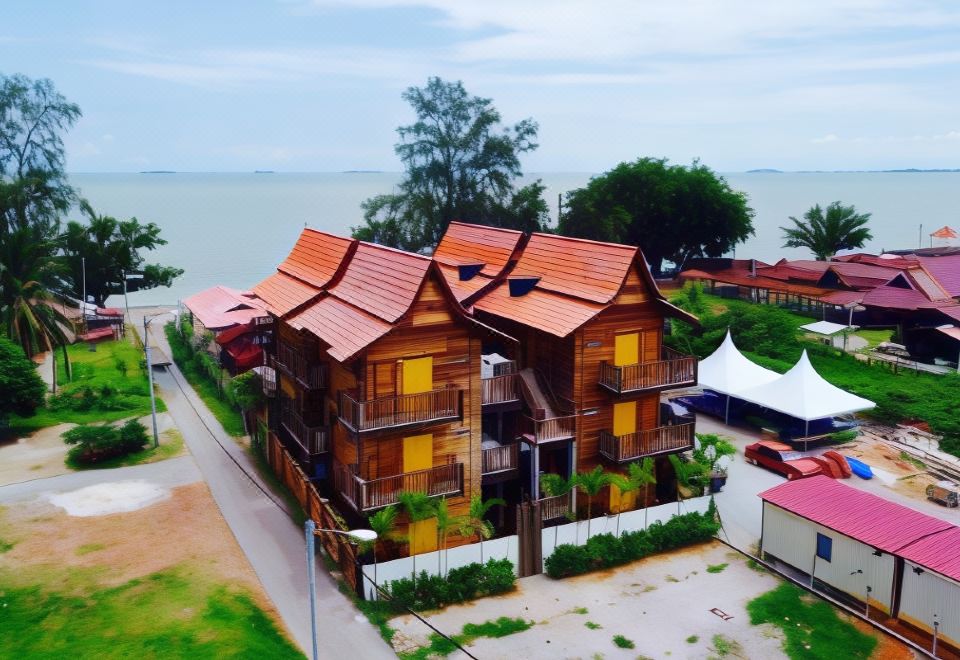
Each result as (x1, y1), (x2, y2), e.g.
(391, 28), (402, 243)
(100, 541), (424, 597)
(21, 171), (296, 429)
(537, 493), (572, 521)
(598, 422), (695, 463)
(338, 388), (462, 433)
(481, 372), (521, 408)
(273, 344), (327, 390)
(481, 443), (519, 475)
(333, 460), (464, 512)
(522, 414), (577, 444)
(280, 402), (329, 456)
(599, 346), (697, 395)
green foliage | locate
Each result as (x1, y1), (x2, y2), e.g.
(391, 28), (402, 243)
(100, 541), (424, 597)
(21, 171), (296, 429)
(781, 201), (872, 260)
(384, 558), (516, 612)
(0, 336), (46, 421)
(710, 634), (741, 657)
(612, 634), (635, 649)
(585, 621), (602, 630)
(748, 582), (877, 659)
(367, 504), (400, 561)
(828, 429), (859, 444)
(539, 472), (573, 497)
(400, 616), (532, 660)
(706, 563), (728, 573)
(686, 635), (699, 644)
(227, 370), (264, 412)
(544, 510), (721, 579)
(354, 77), (547, 252)
(113, 357), (128, 377)
(62, 418), (149, 464)
(558, 158), (755, 275)
(693, 433), (736, 475)
(459, 494), (506, 543)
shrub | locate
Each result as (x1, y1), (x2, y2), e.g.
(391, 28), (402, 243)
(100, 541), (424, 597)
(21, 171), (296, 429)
(384, 558), (516, 612)
(613, 634), (635, 649)
(62, 419), (150, 464)
(118, 419), (150, 452)
(544, 543), (591, 579)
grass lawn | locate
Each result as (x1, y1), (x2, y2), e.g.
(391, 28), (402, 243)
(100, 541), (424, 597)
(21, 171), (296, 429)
(7, 336), (165, 437)
(0, 564), (302, 659)
(66, 427), (186, 470)
(747, 582), (877, 659)
(852, 328), (894, 350)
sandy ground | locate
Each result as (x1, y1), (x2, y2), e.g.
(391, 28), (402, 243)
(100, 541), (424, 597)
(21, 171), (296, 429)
(392, 543), (790, 659)
(0, 412), (178, 487)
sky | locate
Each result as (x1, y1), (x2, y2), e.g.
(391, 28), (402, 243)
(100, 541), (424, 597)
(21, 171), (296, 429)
(3, 0), (960, 173)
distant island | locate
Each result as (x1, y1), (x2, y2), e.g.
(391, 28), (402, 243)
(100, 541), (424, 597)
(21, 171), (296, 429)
(746, 168), (783, 173)
(254, 170), (275, 174)
(140, 170), (176, 174)
(342, 170), (384, 174)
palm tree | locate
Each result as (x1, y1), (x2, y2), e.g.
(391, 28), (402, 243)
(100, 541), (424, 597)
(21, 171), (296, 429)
(435, 497), (465, 576)
(458, 494), (506, 564)
(366, 504), (399, 588)
(397, 491), (436, 583)
(573, 466), (610, 539)
(606, 472), (634, 537)
(780, 201), (872, 260)
(630, 459), (657, 530)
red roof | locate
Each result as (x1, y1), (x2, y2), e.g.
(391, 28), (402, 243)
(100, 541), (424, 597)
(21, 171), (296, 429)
(437, 263), (494, 304)
(252, 272), (321, 317)
(819, 290), (865, 306)
(899, 526), (960, 582)
(277, 228), (355, 289)
(184, 285), (269, 330)
(475, 284), (607, 337)
(327, 242), (431, 323)
(918, 254), (960, 297)
(760, 476), (953, 554)
(289, 295), (392, 363)
(860, 285), (934, 310)
(433, 221), (523, 277)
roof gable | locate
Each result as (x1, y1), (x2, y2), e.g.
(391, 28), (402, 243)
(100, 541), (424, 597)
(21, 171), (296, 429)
(277, 228), (355, 289)
(433, 221), (524, 277)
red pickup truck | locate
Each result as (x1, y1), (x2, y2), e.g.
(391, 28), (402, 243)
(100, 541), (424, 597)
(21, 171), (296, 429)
(745, 440), (823, 480)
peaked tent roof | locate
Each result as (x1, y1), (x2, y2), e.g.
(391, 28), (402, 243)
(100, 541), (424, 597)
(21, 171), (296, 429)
(697, 331), (780, 395)
(734, 350), (875, 420)
(931, 225), (958, 239)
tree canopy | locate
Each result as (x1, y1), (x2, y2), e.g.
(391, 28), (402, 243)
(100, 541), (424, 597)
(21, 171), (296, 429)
(781, 201), (872, 260)
(0, 336), (46, 422)
(558, 158), (755, 276)
(354, 77), (548, 252)
(61, 200), (183, 307)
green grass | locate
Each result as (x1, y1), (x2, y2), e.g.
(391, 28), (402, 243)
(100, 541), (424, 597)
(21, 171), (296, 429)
(0, 565), (303, 659)
(710, 634), (741, 657)
(400, 617), (533, 659)
(747, 582), (877, 659)
(852, 328), (894, 350)
(585, 621), (602, 630)
(65, 427), (186, 470)
(706, 563), (729, 574)
(572, 606), (589, 614)
(686, 635), (699, 644)
(164, 324), (245, 437)
(75, 543), (105, 556)
(899, 451), (926, 470)
(612, 634), (635, 649)
(0, 539), (13, 553)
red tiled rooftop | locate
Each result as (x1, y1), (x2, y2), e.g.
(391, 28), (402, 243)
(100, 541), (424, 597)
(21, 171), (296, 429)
(252, 272), (320, 317)
(328, 242), (431, 323)
(918, 254), (960, 297)
(474, 283), (607, 338)
(184, 286), (268, 330)
(288, 295), (393, 363)
(433, 221), (523, 277)
(277, 228), (355, 289)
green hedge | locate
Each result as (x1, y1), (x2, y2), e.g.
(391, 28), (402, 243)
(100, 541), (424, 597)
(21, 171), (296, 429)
(544, 504), (720, 579)
(384, 558), (515, 612)
(62, 418), (150, 464)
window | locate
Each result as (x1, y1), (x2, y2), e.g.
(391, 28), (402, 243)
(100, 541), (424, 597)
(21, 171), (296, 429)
(816, 533), (832, 562)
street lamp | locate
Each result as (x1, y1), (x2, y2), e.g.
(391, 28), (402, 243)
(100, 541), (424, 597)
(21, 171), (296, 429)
(143, 311), (173, 448)
(304, 519), (377, 660)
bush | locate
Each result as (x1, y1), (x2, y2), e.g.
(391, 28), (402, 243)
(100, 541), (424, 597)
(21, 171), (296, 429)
(544, 508), (721, 579)
(62, 419), (150, 464)
(384, 558), (515, 612)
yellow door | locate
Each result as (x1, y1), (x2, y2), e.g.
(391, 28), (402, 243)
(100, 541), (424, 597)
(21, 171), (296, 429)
(614, 333), (639, 366)
(401, 356), (433, 394)
(408, 518), (438, 554)
(403, 434), (433, 472)
(612, 401), (637, 436)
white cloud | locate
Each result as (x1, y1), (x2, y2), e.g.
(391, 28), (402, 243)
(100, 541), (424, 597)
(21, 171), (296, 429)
(813, 134), (839, 143)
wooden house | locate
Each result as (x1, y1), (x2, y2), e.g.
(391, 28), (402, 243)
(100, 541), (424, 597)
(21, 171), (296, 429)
(437, 225), (700, 519)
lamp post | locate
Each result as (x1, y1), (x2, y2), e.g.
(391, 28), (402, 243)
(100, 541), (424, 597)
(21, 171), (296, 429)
(143, 311), (173, 448)
(304, 519), (376, 660)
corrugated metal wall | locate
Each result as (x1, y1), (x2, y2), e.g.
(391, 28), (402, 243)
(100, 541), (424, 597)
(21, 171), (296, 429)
(899, 561), (960, 649)
(762, 504), (896, 612)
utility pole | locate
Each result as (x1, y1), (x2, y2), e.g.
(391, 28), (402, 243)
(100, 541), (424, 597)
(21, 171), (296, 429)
(557, 192), (562, 225)
(122, 271), (131, 327)
(81, 256), (87, 323)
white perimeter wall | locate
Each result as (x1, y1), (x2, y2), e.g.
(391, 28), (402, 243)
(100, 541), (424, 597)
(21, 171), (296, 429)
(899, 561), (960, 648)
(361, 496), (713, 601)
(761, 503), (896, 612)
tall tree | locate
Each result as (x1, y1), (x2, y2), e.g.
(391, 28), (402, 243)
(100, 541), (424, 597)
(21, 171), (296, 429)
(558, 158), (755, 276)
(354, 77), (548, 252)
(573, 466), (610, 539)
(781, 201), (872, 260)
(0, 335), (47, 425)
(61, 200), (183, 307)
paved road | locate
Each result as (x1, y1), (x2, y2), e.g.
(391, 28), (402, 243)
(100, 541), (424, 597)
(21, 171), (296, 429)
(0, 455), (201, 503)
(137, 310), (392, 659)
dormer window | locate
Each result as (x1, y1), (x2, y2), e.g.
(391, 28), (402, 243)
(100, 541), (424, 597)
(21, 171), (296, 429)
(508, 275), (540, 297)
(458, 262), (485, 281)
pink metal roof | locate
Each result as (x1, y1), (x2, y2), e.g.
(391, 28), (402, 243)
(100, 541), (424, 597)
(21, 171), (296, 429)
(759, 476), (953, 554)
(183, 285), (269, 330)
(899, 526), (960, 583)
(918, 255), (960, 297)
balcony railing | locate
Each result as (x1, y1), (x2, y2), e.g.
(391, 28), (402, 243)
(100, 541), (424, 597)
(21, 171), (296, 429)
(260, 368), (277, 398)
(537, 493), (572, 521)
(599, 346), (697, 394)
(280, 403), (329, 455)
(523, 414), (577, 444)
(481, 443), (519, 475)
(481, 373), (520, 406)
(338, 388), (462, 433)
(598, 422), (696, 463)
(333, 460), (464, 512)
(273, 344), (327, 389)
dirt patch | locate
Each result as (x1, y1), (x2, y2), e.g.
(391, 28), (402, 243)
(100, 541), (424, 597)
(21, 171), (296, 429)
(0, 423), (75, 486)
(844, 439), (923, 478)
(848, 617), (916, 660)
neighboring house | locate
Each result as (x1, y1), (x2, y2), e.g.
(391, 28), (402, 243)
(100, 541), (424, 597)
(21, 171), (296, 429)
(182, 285), (272, 375)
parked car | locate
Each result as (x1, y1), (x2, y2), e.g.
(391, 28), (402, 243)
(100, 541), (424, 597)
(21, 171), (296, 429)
(744, 440), (823, 480)
(926, 481), (960, 508)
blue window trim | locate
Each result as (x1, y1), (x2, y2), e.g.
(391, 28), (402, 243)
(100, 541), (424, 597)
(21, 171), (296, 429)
(816, 533), (832, 562)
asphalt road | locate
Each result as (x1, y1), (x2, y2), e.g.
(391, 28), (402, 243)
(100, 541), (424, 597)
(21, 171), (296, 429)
(137, 310), (393, 659)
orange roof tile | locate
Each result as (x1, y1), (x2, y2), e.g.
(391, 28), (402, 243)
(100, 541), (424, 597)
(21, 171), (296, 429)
(512, 233), (637, 304)
(288, 295), (393, 363)
(437, 263), (493, 304)
(474, 283), (607, 337)
(277, 228), (355, 288)
(252, 272), (320, 316)
(328, 242), (431, 323)
(433, 222), (524, 276)
(931, 225), (958, 239)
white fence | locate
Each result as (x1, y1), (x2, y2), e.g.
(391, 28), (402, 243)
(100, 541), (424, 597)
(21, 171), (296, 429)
(360, 535), (519, 601)
(541, 496), (713, 561)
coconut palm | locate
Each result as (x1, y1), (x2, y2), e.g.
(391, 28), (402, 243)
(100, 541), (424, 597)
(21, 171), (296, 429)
(435, 497), (465, 576)
(630, 459), (657, 530)
(458, 494), (506, 564)
(573, 466), (611, 539)
(780, 201), (872, 261)
(366, 504), (399, 587)
(397, 491), (436, 583)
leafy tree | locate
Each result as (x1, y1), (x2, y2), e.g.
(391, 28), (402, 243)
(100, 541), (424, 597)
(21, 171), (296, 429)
(573, 465), (611, 538)
(354, 77), (547, 252)
(781, 201), (872, 260)
(0, 335), (46, 423)
(60, 200), (183, 307)
(228, 370), (264, 412)
(558, 158), (755, 276)
(458, 494), (505, 564)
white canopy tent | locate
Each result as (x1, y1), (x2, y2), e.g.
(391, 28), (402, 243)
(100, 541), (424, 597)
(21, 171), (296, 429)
(698, 331), (780, 421)
(734, 349), (875, 438)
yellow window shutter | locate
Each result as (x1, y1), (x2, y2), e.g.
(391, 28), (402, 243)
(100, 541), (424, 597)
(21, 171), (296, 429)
(613, 401), (637, 436)
(402, 356), (433, 394)
(614, 333), (639, 367)
(403, 434), (433, 473)
(409, 518), (438, 554)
